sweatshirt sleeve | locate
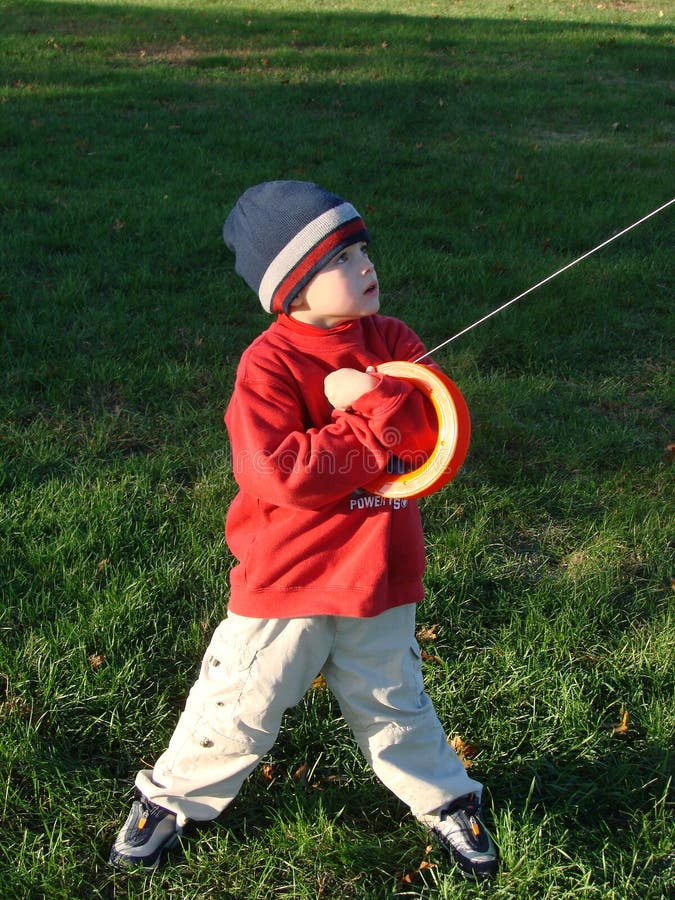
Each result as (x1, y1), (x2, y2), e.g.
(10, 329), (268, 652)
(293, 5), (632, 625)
(336, 316), (441, 461)
(225, 371), (401, 510)
(342, 372), (438, 462)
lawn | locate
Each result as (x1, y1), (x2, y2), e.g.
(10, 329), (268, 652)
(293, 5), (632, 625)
(0, 0), (673, 897)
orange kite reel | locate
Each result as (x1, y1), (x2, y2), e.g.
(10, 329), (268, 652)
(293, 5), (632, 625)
(365, 361), (471, 500)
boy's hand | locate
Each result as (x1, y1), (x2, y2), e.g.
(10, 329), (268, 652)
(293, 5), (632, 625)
(324, 367), (378, 410)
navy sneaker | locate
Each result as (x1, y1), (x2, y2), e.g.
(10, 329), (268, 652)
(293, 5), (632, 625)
(422, 793), (498, 879)
(109, 796), (183, 872)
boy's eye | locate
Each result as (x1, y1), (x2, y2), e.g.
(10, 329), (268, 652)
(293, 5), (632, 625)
(330, 243), (370, 265)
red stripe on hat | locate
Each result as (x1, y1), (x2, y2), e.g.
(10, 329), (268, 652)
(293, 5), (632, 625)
(271, 218), (367, 313)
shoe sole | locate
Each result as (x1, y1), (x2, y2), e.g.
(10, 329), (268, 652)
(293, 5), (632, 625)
(429, 829), (498, 880)
(109, 832), (182, 873)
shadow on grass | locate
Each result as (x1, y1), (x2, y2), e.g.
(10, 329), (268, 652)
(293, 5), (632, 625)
(2, 2), (671, 484)
(3, 3), (671, 434)
(501, 740), (671, 822)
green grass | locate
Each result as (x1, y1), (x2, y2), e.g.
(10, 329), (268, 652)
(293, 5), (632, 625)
(1, 0), (673, 896)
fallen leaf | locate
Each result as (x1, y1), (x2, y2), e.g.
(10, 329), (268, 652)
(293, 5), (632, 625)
(612, 705), (629, 735)
(0, 675), (33, 722)
(292, 762), (309, 785)
(416, 623), (440, 643)
(89, 653), (105, 669)
(113, 219), (125, 230)
(310, 772), (350, 790)
(96, 558), (110, 572)
(261, 763), (277, 782)
(448, 734), (478, 768)
(664, 442), (675, 464)
(421, 650), (444, 665)
(397, 845), (436, 886)
(311, 673), (327, 690)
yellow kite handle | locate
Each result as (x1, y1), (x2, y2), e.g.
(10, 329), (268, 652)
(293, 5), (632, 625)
(365, 361), (471, 499)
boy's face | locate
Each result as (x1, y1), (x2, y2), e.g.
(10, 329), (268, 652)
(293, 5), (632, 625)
(289, 241), (379, 329)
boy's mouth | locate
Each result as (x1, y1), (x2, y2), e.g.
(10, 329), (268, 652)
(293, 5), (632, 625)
(364, 281), (378, 296)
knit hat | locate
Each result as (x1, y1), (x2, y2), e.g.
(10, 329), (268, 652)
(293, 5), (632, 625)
(223, 180), (370, 314)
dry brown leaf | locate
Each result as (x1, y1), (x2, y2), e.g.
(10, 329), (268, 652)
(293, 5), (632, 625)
(612, 705), (629, 735)
(309, 773), (349, 790)
(311, 673), (327, 690)
(397, 845), (436, 886)
(292, 762), (309, 785)
(261, 763), (277, 783)
(1, 675), (37, 723)
(416, 623), (440, 643)
(88, 653), (105, 670)
(421, 650), (443, 665)
(448, 734), (478, 768)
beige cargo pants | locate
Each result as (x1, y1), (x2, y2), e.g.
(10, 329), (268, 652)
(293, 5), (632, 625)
(136, 603), (482, 824)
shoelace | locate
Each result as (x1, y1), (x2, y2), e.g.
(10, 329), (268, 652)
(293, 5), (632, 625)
(441, 794), (485, 844)
(446, 793), (479, 818)
(136, 800), (154, 831)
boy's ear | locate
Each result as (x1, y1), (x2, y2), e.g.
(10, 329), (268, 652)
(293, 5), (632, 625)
(289, 291), (308, 310)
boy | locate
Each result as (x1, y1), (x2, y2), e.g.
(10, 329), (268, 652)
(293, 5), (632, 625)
(109, 181), (498, 880)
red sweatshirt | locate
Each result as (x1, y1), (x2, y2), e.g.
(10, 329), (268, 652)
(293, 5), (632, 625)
(224, 313), (438, 618)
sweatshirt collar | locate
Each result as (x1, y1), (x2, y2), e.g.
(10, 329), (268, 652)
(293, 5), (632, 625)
(275, 313), (366, 346)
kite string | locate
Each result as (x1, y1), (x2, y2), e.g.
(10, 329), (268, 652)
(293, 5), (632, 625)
(413, 197), (675, 364)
